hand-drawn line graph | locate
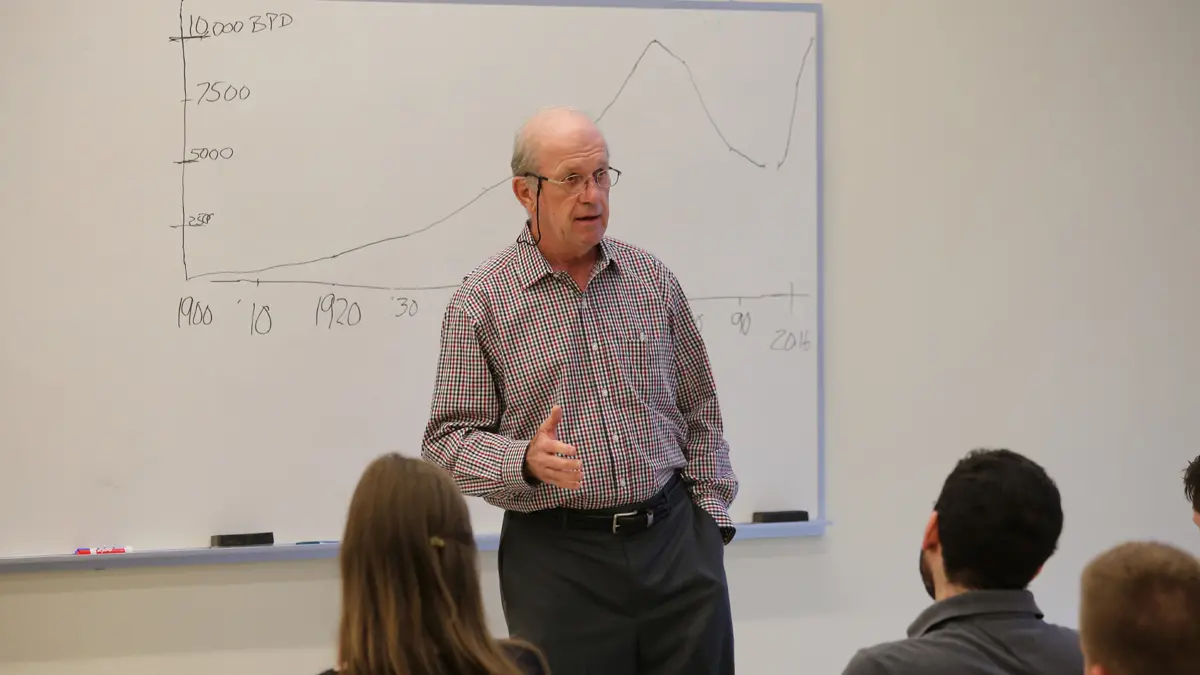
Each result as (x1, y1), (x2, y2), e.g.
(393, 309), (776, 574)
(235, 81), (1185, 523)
(597, 38), (815, 170)
(174, 6), (818, 286)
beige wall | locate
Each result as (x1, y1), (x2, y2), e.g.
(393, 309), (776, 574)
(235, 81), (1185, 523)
(2, 1), (1198, 673)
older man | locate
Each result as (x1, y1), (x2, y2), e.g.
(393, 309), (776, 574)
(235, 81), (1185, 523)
(422, 106), (738, 675)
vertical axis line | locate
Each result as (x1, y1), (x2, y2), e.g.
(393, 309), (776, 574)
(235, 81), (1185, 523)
(177, 0), (190, 280)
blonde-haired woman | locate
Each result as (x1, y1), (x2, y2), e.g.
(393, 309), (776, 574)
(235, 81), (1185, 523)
(318, 453), (548, 675)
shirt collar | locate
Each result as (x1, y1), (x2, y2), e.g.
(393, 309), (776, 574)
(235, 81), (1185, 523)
(907, 589), (1044, 638)
(513, 221), (616, 289)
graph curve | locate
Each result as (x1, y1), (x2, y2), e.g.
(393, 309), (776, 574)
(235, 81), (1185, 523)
(189, 36), (817, 282)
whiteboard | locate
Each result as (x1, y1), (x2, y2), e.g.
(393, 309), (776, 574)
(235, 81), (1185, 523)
(0, 0), (823, 557)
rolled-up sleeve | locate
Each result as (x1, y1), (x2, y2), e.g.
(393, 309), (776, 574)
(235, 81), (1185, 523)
(421, 300), (536, 499)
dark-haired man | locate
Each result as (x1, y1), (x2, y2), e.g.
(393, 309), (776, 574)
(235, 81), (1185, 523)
(1184, 454), (1200, 530)
(840, 448), (1083, 675)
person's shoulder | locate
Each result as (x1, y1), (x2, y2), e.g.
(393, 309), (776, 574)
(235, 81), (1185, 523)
(844, 619), (1082, 675)
(1033, 620), (1086, 665)
(457, 239), (523, 294)
(840, 637), (934, 675)
(604, 235), (666, 271)
(843, 628), (1013, 675)
(603, 236), (680, 294)
(447, 239), (525, 316)
(1041, 620), (1080, 642)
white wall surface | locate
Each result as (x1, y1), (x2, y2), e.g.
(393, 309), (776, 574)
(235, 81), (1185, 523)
(1, 0), (1197, 673)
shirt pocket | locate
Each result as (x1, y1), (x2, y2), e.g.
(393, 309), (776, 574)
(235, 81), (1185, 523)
(616, 324), (674, 408)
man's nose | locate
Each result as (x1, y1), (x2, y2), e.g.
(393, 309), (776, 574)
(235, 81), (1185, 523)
(579, 177), (600, 201)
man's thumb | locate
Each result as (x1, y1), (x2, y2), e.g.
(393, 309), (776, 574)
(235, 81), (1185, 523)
(540, 405), (563, 435)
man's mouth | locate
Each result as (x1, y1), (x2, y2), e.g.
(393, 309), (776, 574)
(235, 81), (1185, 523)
(575, 214), (601, 222)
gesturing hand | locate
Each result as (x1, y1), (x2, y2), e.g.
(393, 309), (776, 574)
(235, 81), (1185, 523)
(524, 405), (582, 490)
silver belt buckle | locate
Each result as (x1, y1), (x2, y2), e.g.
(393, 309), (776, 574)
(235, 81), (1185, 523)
(612, 510), (639, 534)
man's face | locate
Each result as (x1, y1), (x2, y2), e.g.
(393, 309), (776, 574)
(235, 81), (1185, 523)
(519, 117), (611, 260)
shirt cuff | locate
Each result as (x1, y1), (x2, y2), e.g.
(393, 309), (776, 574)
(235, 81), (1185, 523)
(500, 438), (538, 493)
(694, 494), (736, 544)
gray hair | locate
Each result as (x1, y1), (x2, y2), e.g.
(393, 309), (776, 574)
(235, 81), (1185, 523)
(510, 105), (592, 177)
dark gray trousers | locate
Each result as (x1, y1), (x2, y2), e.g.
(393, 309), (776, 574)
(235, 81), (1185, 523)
(497, 476), (734, 675)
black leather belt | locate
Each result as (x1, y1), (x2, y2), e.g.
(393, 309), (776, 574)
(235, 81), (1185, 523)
(529, 474), (682, 535)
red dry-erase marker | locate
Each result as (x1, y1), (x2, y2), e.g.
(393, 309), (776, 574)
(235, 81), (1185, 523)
(74, 547), (132, 555)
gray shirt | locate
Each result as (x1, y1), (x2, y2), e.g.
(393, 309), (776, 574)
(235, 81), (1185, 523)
(841, 590), (1083, 675)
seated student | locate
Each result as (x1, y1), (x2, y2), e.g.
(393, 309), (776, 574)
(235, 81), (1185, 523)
(840, 448), (1082, 675)
(1183, 454), (1199, 530)
(318, 453), (549, 675)
(1079, 540), (1200, 675)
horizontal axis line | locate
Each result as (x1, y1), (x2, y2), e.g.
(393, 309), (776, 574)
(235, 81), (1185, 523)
(691, 292), (809, 301)
(202, 277), (811, 302)
(209, 278), (460, 292)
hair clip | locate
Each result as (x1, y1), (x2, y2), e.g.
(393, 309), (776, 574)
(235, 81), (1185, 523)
(429, 536), (446, 548)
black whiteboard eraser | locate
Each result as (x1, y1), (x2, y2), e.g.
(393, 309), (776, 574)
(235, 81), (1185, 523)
(210, 532), (275, 547)
(752, 511), (809, 523)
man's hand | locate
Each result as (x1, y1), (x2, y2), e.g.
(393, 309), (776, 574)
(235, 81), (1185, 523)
(524, 405), (582, 490)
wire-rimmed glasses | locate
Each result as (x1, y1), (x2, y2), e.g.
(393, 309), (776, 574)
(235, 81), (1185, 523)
(523, 167), (621, 194)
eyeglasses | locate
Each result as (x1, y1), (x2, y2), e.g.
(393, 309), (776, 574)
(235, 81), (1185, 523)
(523, 167), (621, 194)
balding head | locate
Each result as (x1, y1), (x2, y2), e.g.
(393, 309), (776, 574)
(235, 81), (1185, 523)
(509, 105), (614, 272)
(510, 106), (606, 177)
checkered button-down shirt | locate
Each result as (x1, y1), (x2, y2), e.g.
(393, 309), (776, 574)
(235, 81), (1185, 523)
(422, 225), (738, 538)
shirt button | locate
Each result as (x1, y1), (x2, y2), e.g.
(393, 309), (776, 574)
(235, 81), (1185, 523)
(618, 479), (627, 488)
(581, 300), (588, 308)
(600, 389), (608, 398)
(612, 433), (620, 443)
(639, 332), (646, 341)
(591, 342), (599, 351)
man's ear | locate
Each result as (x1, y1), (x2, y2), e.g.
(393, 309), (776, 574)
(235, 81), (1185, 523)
(921, 512), (940, 552)
(512, 176), (535, 214)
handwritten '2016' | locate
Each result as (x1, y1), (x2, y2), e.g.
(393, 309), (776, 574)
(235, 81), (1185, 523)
(771, 329), (811, 352)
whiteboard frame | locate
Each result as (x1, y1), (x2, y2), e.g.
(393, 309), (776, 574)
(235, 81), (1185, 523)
(0, 0), (825, 575)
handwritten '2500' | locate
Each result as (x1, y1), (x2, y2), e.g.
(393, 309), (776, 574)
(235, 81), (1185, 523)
(188, 13), (294, 39)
